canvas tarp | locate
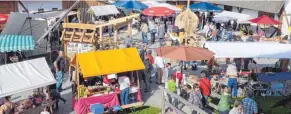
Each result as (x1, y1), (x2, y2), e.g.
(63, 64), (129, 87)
(0, 57), (56, 97)
(88, 5), (120, 16)
(77, 48), (145, 78)
(214, 11), (254, 23)
(1, 12), (49, 56)
(204, 42), (291, 58)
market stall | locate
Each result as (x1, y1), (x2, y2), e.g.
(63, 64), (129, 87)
(72, 48), (145, 114)
(87, 5), (120, 22)
(214, 11), (253, 23)
(0, 34), (35, 64)
(0, 57), (56, 113)
(61, 14), (140, 60)
(205, 42), (291, 96)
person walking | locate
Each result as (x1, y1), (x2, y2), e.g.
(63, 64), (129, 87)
(47, 83), (66, 111)
(143, 56), (153, 92)
(154, 53), (165, 85)
(53, 50), (67, 93)
(158, 22), (165, 46)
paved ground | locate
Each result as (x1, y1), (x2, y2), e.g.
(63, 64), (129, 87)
(9, 28), (279, 114)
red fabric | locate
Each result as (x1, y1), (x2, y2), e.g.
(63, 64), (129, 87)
(248, 15), (280, 25)
(147, 54), (154, 64)
(199, 78), (211, 96)
(73, 93), (120, 114)
(174, 72), (183, 85)
(0, 14), (8, 24)
(137, 89), (142, 101)
(142, 7), (175, 16)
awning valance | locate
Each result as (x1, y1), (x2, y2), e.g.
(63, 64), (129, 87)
(0, 34), (35, 52)
(77, 48), (145, 78)
(0, 58), (56, 97)
(88, 5), (120, 16)
(205, 42), (291, 58)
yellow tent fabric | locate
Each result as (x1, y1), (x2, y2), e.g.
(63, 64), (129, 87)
(289, 27), (291, 32)
(77, 48), (145, 78)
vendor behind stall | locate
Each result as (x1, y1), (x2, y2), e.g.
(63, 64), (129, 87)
(118, 74), (130, 105)
(226, 64), (238, 97)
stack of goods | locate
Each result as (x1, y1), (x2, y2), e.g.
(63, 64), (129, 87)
(17, 92), (46, 112)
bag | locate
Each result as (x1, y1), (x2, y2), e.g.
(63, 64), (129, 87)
(58, 57), (66, 71)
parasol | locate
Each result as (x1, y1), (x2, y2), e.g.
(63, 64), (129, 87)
(0, 14), (8, 24)
(248, 15), (280, 25)
(142, 7), (175, 17)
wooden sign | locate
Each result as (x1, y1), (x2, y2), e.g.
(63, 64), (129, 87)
(66, 42), (94, 59)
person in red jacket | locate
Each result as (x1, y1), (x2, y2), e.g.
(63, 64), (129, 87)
(146, 50), (154, 64)
(199, 70), (211, 107)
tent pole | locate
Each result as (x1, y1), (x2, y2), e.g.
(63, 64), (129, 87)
(4, 52), (7, 64)
(136, 71), (140, 88)
(76, 56), (80, 99)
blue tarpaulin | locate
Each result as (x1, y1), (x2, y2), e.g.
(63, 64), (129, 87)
(257, 72), (291, 82)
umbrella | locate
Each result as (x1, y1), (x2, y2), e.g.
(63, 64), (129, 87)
(155, 46), (214, 61)
(0, 14), (8, 24)
(142, 7), (175, 17)
(155, 46), (214, 73)
(113, 0), (148, 11)
(188, 2), (222, 12)
(248, 15), (280, 25)
(289, 27), (291, 32)
(213, 16), (237, 22)
(175, 9), (199, 37)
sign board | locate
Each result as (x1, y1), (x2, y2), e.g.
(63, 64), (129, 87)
(66, 42), (94, 59)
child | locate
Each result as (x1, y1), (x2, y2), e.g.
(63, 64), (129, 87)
(218, 87), (232, 114)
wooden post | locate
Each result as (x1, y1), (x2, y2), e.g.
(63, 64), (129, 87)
(114, 24), (118, 47)
(128, 20), (132, 36)
(63, 41), (67, 56)
(136, 71), (140, 88)
(76, 56), (80, 99)
(99, 26), (103, 49)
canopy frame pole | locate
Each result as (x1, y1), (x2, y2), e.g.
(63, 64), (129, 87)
(76, 56), (80, 99)
(136, 71), (140, 88)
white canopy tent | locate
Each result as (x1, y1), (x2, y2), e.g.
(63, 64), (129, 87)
(214, 11), (253, 23)
(88, 5), (120, 17)
(0, 58), (56, 98)
(205, 42), (291, 58)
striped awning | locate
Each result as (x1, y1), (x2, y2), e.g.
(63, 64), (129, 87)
(0, 35), (35, 52)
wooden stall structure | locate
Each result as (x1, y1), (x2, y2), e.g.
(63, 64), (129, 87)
(60, 14), (140, 59)
(72, 48), (145, 114)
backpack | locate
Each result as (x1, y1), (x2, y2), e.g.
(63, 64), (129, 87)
(57, 57), (66, 71)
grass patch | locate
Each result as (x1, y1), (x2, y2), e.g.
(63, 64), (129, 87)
(118, 106), (161, 114)
(209, 96), (291, 114)
(255, 96), (291, 114)
(133, 106), (161, 114)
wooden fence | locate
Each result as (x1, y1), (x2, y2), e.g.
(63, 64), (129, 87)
(159, 86), (215, 114)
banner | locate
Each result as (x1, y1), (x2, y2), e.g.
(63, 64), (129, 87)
(66, 42), (94, 59)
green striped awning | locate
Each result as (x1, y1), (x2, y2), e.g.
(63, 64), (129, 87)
(0, 35), (35, 52)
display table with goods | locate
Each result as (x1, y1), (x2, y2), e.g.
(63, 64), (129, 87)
(15, 92), (54, 114)
(71, 48), (145, 114)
